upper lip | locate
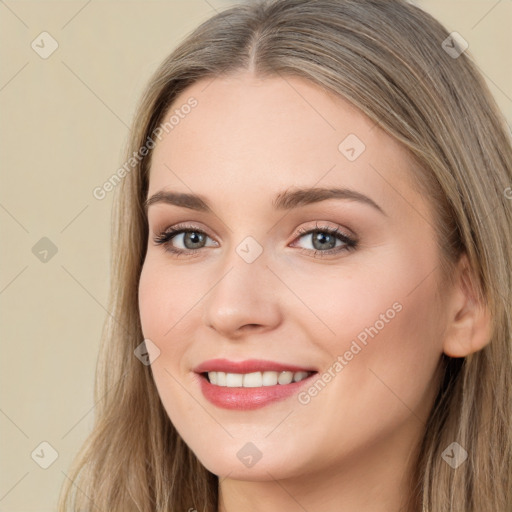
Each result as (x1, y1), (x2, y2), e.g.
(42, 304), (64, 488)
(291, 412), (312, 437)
(194, 358), (317, 374)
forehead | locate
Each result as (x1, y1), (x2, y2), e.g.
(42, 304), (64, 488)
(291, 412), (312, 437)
(148, 72), (424, 216)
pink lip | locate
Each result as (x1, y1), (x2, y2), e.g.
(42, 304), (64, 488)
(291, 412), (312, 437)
(193, 358), (316, 374)
(193, 359), (317, 410)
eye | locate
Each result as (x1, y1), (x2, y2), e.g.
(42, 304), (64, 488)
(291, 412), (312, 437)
(153, 223), (217, 256)
(291, 223), (357, 257)
(153, 222), (357, 258)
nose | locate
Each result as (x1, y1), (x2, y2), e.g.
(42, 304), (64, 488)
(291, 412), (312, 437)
(201, 246), (283, 339)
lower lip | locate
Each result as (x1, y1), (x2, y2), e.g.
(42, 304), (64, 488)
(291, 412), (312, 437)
(196, 373), (316, 410)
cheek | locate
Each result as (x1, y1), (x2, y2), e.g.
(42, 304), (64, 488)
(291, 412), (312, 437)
(138, 257), (200, 348)
(138, 259), (201, 429)
(312, 249), (445, 430)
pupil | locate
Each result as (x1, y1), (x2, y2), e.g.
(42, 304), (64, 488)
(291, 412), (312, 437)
(313, 231), (335, 250)
(185, 232), (204, 249)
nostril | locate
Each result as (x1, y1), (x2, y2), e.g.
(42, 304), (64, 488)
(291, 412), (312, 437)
(242, 324), (262, 331)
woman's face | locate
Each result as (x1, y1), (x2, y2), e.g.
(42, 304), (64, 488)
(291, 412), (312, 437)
(139, 72), (450, 482)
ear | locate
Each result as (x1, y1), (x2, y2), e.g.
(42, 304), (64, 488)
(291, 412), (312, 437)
(442, 253), (493, 358)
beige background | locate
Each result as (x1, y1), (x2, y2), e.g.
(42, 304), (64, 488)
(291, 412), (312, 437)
(1, 1), (510, 510)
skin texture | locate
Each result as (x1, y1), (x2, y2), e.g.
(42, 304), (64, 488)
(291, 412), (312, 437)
(138, 72), (490, 512)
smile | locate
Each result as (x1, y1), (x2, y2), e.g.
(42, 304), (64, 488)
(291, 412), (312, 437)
(194, 359), (318, 410)
(205, 370), (314, 387)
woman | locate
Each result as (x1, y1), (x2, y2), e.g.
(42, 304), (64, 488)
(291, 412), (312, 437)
(58, 0), (512, 510)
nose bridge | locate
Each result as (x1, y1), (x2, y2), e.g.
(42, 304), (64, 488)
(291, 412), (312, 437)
(201, 235), (282, 336)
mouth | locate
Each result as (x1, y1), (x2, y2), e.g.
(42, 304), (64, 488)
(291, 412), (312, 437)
(193, 359), (318, 410)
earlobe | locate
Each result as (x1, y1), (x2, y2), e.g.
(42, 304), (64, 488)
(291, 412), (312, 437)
(442, 254), (493, 358)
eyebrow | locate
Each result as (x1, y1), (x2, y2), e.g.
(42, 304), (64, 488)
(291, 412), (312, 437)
(144, 186), (386, 215)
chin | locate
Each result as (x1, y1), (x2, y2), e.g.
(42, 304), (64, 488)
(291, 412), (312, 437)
(183, 436), (298, 478)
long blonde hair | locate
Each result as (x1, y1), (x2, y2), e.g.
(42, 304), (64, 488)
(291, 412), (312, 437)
(58, 1), (512, 510)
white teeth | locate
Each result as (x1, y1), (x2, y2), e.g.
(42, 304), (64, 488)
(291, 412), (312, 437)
(206, 370), (312, 387)
(243, 372), (262, 387)
(293, 371), (309, 382)
(262, 371), (278, 386)
(277, 371), (293, 384)
(225, 373), (243, 387)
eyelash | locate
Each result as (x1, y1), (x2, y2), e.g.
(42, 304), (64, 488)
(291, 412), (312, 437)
(153, 222), (358, 259)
